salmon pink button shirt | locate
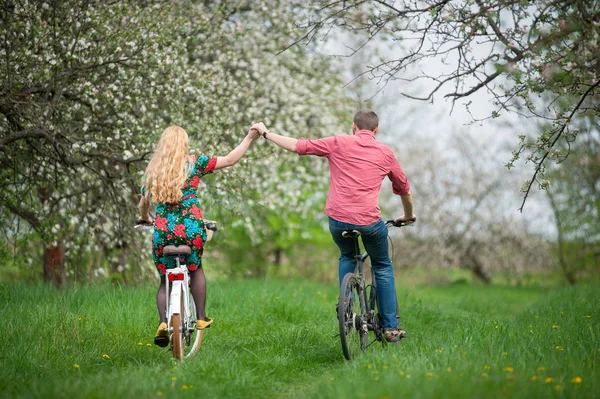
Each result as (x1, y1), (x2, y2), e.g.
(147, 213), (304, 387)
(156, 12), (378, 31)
(296, 130), (410, 226)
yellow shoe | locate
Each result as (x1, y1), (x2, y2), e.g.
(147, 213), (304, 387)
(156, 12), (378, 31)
(196, 317), (213, 330)
(154, 322), (169, 347)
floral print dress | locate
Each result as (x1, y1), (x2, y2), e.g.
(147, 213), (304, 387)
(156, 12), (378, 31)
(144, 155), (217, 276)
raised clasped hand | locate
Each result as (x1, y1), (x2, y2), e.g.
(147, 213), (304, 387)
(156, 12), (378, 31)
(251, 122), (267, 134)
(248, 127), (261, 140)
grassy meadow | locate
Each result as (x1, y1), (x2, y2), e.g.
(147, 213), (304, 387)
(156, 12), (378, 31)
(0, 277), (598, 398)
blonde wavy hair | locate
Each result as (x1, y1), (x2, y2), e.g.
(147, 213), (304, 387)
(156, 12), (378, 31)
(144, 126), (191, 203)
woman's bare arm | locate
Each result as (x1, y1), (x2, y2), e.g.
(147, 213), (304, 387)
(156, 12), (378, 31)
(214, 128), (260, 170)
(138, 195), (151, 221)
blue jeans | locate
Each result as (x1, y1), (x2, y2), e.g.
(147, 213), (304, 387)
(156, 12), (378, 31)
(328, 217), (398, 330)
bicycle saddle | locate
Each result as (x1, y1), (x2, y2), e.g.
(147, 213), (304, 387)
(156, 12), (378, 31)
(163, 245), (192, 257)
(341, 230), (361, 238)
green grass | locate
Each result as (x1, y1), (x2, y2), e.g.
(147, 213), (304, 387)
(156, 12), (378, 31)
(0, 279), (598, 398)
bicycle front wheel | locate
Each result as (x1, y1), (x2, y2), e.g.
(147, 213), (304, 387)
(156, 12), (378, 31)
(338, 273), (367, 360)
(184, 291), (204, 360)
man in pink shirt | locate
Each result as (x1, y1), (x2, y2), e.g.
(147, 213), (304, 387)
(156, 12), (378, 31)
(252, 110), (415, 341)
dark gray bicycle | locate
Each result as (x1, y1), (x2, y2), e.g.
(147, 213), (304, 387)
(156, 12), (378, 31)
(337, 218), (415, 360)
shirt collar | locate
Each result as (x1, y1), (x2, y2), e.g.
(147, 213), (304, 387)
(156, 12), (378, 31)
(356, 129), (375, 136)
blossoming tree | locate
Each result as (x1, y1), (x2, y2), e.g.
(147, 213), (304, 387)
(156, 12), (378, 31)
(0, 0), (349, 284)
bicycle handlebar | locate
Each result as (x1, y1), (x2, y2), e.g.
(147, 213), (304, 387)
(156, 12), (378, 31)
(385, 217), (417, 227)
(134, 219), (218, 231)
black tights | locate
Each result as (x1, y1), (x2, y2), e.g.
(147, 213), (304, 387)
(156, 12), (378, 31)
(156, 267), (208, 324)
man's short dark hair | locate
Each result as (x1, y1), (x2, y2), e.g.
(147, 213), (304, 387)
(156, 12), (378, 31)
(353, 110), (379, 131)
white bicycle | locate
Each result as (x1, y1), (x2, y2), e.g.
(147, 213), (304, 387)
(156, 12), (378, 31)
(136, 220), (217, 360)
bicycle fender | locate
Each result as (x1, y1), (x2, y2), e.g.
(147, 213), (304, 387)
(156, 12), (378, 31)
(169, 281), (183, 315)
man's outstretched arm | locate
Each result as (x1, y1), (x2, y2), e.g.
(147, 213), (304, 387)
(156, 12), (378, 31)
(252, 122), (298, 153)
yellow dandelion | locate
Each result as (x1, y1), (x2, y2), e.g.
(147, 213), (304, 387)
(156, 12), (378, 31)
(484, 365), (491, 370)
(405, 374), (411, 379)
(146, 344), (152, 347)
(537, 367), (546, 371)
(531, 376), (537, 381)
(102, 354), (110, 359)
(552, 325), (558, 329)
(504, 367), (514, 373)
(78, 317), (82, 321)
(495, 325), (499, 329)
(367, 364), (372, 369)
(73, 364), (80, 369)
(172, 377), (177, 381)
(545, 377), (554, 384)
(399, 370), (405, 376)
(555, 346), (564, 351)
(571, 377), (582, 384)
(182, 385), (189, 390)
(585, 315), (591, 319)
(138, 342), (143, 346)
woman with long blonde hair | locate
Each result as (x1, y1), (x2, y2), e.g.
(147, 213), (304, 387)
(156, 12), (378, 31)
(138, 125), (260, 346)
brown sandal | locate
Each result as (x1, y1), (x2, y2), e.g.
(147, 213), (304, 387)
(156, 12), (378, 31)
(384, 328), (407, 342)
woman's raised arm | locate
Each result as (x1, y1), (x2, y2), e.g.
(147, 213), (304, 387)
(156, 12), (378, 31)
(214, 128), (260, 170)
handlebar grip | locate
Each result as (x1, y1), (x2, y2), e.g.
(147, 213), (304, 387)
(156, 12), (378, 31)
(386, 217), (417, 227)
(205, 221), (218, 231)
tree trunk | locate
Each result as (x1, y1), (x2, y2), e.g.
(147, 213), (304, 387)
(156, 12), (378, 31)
(43, 240), (66, 288)
(461, 242), (491, 284)
(273, 248), (283, 266)
(547, 190), (576, 285)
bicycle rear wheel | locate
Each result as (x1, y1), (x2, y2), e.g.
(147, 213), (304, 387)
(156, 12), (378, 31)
(338, 273), (367, 360)
(171, 300), (184, 360)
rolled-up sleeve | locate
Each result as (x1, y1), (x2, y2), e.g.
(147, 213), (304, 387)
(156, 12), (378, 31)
(388, 158), (410, 196)
(297, 136), (336, 157)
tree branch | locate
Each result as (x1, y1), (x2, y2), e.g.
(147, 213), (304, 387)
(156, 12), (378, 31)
(518, 78), (600, 212)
